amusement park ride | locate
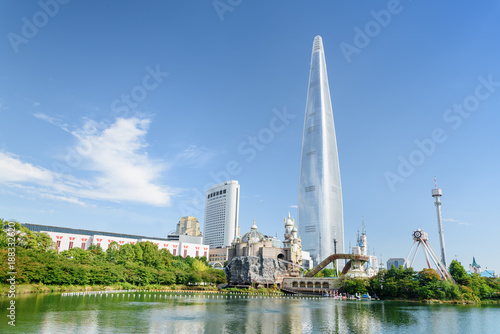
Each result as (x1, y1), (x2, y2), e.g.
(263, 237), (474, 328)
(403, 180), (454, 282)
(403, 229), (454, 281)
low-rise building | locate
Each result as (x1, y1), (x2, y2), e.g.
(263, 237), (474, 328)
(467, 257), (497, 278)
(23, 223), (210, 258)
(387, 257), (406, 270)
(209, 247), (230, 267)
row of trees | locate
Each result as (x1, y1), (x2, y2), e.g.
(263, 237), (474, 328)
(0, 220), (226, 287)
(340, 261), (500, 302)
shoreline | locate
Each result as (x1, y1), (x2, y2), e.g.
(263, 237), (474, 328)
(0, 283), (218, 297)
(3, 284), (499, 305)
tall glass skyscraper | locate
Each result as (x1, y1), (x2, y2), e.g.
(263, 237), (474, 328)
(298, 36), (344, 268)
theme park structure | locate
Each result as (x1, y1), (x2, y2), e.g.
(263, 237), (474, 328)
(403, 229), (454, 282)
(305, 253), (370, 277)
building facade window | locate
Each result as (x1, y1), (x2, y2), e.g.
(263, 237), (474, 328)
(69, 241), (74, 249)
(56, 240), (61, 250)
(81, 242), (86, 250)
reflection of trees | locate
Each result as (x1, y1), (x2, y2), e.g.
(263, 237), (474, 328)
(224, 297), (303, 333)
(370, 302), (418, 328)
(308, 301), (418, 333)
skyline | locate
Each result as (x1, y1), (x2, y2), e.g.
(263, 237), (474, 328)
(1, 1), (499, 272)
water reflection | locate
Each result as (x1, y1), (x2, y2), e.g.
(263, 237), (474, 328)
(1, 293), (499, 333)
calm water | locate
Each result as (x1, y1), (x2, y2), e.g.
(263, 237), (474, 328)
(1, 291), (499, 333)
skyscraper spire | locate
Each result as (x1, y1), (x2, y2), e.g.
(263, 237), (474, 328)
(298, 36), (344, 268)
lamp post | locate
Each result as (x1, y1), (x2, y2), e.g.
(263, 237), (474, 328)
(333, 235), (338, 277)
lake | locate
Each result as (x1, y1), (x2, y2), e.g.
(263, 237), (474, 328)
(1, 291), (499, 333)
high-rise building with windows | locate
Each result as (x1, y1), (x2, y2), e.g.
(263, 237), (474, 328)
(298, 36), (344, 268)
(203, 180), (240, 248)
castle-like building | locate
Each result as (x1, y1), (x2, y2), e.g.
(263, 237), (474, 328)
(282, 213), (303, 266)
(468, 257), (497, 278)
(226, 214), (306, 270)
(348, 223), (380, 278)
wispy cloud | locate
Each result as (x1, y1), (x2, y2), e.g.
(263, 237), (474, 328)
(33, 112), (70, 132)
(290, 205), (298, 209)
(443, 218), (471, 226)
(175, 144), (217, 168)
(0, 117), (173, 207)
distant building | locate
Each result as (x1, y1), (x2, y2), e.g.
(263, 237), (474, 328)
(209, 247), (230, 267)
(481, 270), (496, 278)
(301, 251), (313, 270)
(265, 235), (282, 248)
(469, 257), (481, 274)
(204, 180), (240, 248)
(23, 223), (209, 258)
(465, 257), (496, 277)
(176, 216), (202, 237)
(387, 258), (406, 270)
(166, 233), (203, 245)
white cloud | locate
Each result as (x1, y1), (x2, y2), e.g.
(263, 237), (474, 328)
(0, 152), (54, 183)
(0, 117), (172, 207)
(69, 117), (171, 206)
(289, 205), (298, 209)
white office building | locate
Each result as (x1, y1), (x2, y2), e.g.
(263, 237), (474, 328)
(204, 180), (240, 248)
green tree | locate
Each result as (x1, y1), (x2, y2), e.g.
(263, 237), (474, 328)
(157, 270), (176, 285)
(137, 241), (161, 267)
(106, 241), (120, 263)
(117, 243), (136, 265)
(342, 278), (368, 295)
(417, 268), (440, 285)
(133, 243), (143, 262)
(449, 260), (471, 286)
(441, 279), (462, 300)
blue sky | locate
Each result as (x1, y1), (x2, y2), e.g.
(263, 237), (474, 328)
(1, 0), (499, 272)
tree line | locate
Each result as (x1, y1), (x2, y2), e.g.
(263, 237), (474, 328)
(0, 219), (226, 288)
(340, 262), (500, 303)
